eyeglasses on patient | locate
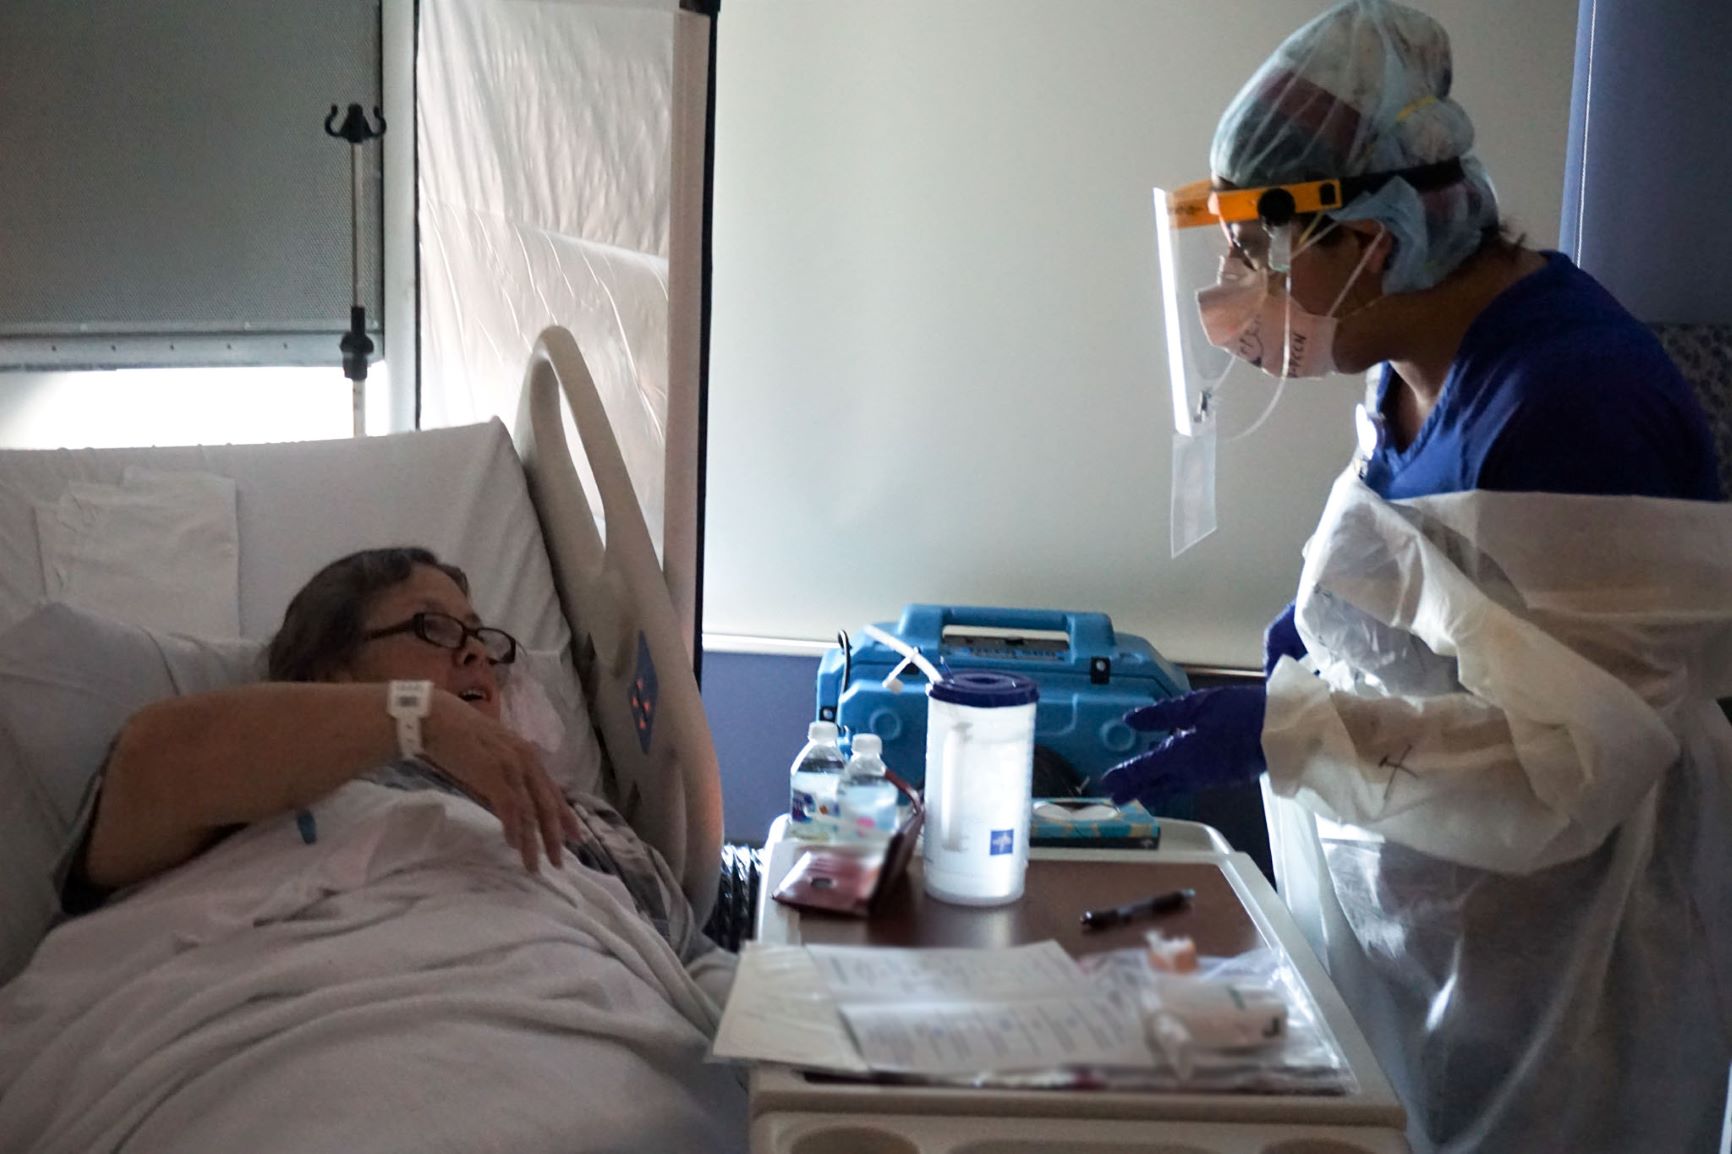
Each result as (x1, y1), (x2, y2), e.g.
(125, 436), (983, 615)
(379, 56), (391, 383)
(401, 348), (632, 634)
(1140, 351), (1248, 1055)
(364, 612), (520, 665)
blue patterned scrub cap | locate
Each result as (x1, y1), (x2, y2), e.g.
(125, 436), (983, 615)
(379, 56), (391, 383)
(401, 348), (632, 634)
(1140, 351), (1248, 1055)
(1211, 0), (1501, 292)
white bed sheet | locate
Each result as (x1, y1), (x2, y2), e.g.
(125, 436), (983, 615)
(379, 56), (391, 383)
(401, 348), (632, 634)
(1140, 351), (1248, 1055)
(0, 780), (746, 1154)
(0, 421), (569, 654)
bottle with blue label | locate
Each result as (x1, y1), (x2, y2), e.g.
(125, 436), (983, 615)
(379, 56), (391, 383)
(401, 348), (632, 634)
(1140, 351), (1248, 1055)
(837, 733), (900, 842)
(788, 720), (846, 840)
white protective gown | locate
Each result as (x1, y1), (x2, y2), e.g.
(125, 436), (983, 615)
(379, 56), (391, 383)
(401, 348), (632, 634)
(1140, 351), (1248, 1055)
(1261, 467), (1732, 1153)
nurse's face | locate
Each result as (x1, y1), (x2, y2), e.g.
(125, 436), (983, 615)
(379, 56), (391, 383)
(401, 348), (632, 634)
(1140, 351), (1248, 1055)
(1285, 221), (1392, 375)
(1219, 216), (1391, 376)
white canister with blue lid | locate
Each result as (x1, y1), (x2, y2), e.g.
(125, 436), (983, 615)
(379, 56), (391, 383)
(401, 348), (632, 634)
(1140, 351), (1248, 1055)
(922, 671), (1039, 906)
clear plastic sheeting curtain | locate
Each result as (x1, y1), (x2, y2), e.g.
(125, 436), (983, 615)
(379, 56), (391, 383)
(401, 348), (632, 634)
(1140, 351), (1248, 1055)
(417, 0), (678, 559)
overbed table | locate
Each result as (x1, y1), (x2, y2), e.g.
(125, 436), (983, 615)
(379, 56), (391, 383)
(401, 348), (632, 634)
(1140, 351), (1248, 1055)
(745, 815), (1413, 1154)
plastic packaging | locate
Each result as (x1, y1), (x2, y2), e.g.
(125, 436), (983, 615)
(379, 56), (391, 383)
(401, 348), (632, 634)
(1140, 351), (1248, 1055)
(1144, 971), (1288, 1055)
(837, 734), (899, 843)
(1144, 929), (1199, 973)
(1074, 946), (1354, 1094)
(788, 720), (846, 841)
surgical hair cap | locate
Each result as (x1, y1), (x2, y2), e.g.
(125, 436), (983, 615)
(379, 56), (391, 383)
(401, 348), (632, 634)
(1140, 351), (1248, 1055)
(1210, 0), (1500, 293)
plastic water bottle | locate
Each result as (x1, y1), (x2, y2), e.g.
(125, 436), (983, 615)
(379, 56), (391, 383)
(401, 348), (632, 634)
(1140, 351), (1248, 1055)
(837, 733), (900, 843)
(788, 720), (846, 840)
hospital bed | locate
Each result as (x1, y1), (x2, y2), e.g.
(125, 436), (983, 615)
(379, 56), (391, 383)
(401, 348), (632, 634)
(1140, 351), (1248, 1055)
(0, 328), (740, 1152)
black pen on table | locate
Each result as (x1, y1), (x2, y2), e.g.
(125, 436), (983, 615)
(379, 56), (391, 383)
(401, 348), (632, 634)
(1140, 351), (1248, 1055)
(1079, 887), (1196, 931)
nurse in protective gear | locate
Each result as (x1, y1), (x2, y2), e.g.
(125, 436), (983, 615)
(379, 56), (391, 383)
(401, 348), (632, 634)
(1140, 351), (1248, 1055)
(1115, 2), (1732, 1151)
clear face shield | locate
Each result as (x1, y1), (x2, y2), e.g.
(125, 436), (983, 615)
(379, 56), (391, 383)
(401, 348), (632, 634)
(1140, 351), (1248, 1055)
(1154, 179), (1332, 556)
(1150, 168), (1406, 554)
(1154, 165), (1454, 555)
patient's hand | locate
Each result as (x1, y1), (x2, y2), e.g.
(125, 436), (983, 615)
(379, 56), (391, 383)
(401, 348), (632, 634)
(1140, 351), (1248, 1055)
(423, 690), (584, 873)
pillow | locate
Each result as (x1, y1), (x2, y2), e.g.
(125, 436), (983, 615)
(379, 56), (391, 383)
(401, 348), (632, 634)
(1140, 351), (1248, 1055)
(34, 466), (241, 638)
(505, 648), (606, 799)
(0, 603), (603, 986)
(0, 602), (260, 985)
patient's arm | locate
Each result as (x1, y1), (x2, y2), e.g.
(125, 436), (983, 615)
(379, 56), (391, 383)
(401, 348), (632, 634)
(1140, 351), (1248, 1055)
(87, 684), (580, 892)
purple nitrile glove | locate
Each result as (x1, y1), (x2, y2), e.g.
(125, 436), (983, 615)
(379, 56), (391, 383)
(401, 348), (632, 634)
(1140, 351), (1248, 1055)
(1099, 685), (1267, 807)
(1264, 602), (1307, 677)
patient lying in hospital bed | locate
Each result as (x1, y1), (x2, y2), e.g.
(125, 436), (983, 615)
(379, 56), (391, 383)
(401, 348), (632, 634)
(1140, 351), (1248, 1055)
(0, 545), (746, 1153)
(0, 329), (740, 1150)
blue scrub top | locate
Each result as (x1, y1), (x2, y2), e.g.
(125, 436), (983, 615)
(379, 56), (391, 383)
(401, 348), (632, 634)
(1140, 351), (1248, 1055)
(1359, 251), (1723, 502)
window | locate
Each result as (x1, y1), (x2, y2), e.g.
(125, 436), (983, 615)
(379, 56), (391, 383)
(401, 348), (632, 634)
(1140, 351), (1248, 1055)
(0, 365), (366, 449)
(0, 0), (383, 371)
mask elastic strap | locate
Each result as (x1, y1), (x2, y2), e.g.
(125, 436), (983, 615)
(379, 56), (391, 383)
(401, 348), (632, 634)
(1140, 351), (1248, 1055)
(1271, 215), (1328, 273)
(1325, 225), (1388, 318)
(1220, 374), (1288, 445)
(1295, 214), (1332, 250)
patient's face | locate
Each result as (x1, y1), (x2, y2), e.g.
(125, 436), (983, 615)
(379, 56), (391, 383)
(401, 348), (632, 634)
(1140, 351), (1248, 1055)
(342, 564), (503, 720)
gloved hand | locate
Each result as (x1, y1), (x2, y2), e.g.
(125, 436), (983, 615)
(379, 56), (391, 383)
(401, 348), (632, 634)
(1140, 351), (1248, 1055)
(1263, 602), (1307, 677)
(1100, 685), (1267, 807)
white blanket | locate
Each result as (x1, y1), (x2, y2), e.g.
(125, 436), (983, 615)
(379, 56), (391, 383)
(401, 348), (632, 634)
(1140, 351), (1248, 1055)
(0, 783), (747, 1154)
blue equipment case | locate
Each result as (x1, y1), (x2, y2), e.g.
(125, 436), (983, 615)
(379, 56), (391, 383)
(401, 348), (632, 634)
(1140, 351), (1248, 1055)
(815, 605), (1189, 794)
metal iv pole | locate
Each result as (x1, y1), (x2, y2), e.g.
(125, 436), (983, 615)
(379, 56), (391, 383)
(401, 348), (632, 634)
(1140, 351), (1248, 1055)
(325, 102), (386, 436)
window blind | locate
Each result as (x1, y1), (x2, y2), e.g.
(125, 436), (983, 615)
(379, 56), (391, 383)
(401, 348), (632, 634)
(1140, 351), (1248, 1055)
(0, 0), (383, 369)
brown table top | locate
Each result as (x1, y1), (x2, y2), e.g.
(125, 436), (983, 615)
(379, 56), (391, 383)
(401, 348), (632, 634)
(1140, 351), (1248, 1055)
(791, 853), (1266, 960)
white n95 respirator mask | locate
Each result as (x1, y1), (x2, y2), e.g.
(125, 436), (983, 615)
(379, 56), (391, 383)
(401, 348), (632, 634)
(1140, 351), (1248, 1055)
(1194, 222), (1384, 381)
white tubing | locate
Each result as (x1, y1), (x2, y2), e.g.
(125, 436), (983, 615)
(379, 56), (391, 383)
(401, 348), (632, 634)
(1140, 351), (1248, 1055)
(861, 623), (944, 684)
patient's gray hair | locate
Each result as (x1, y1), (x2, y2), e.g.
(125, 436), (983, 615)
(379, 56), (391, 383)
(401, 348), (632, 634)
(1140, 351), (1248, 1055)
(267, 547), (470, 683)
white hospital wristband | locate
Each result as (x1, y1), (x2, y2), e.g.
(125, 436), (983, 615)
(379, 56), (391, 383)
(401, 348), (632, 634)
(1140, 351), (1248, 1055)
(386, 680), (434, 760)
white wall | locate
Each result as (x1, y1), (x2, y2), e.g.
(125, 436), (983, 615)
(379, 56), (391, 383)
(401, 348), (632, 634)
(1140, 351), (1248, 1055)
(705, 0), (1578, 668)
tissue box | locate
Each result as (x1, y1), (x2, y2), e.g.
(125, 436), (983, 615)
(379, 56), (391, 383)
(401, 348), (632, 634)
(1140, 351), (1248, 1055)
(1029, 798), (1160, 849)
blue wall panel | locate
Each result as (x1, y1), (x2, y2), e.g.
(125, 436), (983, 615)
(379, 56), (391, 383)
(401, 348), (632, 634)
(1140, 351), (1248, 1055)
(702, 649), (821, 843)
(1561, 0), (1732, 323)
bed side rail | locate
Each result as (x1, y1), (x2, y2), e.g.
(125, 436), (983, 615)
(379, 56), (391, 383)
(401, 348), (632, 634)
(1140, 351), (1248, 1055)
(512, 326), (723, 924)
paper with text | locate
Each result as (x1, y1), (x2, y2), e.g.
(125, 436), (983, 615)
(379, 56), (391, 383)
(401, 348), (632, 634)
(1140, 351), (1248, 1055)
(710, 943), (869, 1072)
(808, 941), (1086, 1003)
(712, 941), (1158, 1077)
(840, 993), (1153, 1074)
